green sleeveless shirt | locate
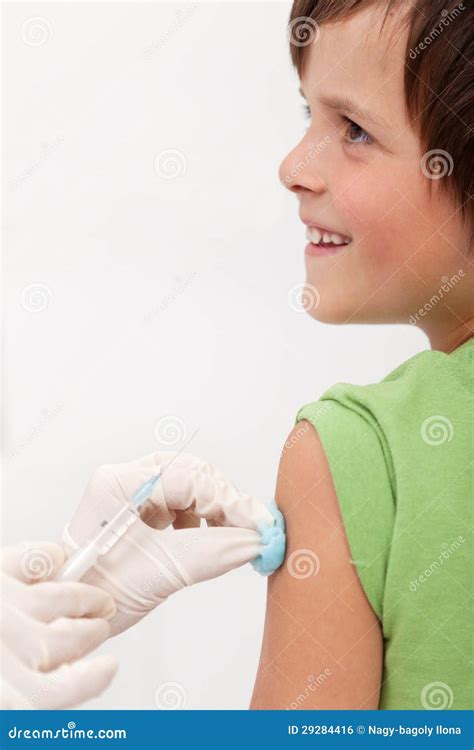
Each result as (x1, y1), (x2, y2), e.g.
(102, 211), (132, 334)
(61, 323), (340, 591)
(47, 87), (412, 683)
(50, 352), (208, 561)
(294, 337), (473, 710)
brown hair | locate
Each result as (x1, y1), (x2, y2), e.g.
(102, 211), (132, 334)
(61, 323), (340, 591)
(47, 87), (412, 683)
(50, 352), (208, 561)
(288, 0), (473, 250)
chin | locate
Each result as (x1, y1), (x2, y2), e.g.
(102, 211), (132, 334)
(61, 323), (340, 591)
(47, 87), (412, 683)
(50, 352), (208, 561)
(301, 280), (353, 324)
(307, 301), (384, 325)
(304, 301), (349, 324)
(303, 276), (400, 325)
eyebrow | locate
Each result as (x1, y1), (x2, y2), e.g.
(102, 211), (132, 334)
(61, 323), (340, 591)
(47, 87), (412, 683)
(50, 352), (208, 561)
(299, 87), (389, 129)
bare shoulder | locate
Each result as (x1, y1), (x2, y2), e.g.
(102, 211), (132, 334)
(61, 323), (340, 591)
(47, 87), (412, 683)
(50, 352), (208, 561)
(250, 420), (383, 709)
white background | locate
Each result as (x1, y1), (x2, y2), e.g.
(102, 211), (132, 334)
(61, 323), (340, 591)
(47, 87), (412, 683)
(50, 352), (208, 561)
(2, 1), (427, 709)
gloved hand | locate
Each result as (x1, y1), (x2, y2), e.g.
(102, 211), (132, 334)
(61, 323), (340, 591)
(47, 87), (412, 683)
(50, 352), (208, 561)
(0, 540), (118, 709)
(61, 451), (285, 636)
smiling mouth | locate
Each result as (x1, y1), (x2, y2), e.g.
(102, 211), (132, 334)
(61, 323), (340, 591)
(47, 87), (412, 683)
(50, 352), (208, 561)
(305, 226), (352, 247)
(304, 226), (352, 258)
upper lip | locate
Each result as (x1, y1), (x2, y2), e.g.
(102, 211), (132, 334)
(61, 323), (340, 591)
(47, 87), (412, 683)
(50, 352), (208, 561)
(300, 217), (352, 240)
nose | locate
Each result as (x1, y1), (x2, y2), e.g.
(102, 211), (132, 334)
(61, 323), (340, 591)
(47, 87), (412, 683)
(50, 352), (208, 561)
(278, 136), (327, 197)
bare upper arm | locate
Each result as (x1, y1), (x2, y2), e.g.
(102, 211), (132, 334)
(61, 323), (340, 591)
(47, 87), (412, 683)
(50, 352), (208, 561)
(250, 420), (383, 709)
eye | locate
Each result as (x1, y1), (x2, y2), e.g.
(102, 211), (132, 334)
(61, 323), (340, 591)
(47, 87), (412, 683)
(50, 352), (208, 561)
(341, 115), (373, 146)
(300, 104), (374, 146)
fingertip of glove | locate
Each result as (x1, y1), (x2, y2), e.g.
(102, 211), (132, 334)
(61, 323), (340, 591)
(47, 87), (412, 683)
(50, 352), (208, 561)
(86, 653), (119, 680)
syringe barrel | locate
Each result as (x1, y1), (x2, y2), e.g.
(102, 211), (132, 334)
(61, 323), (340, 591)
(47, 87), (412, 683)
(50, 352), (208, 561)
(55, 504), (140, 582)
(91, 504), (139, 554)
(54, 540), (102, 582)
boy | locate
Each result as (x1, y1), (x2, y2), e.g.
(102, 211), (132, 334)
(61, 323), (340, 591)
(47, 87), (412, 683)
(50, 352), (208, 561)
(251, 0), (472, 709)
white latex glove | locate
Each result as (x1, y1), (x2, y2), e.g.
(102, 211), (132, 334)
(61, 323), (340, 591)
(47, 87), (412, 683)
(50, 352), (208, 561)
(0, 540), (118, 709)
(61, 451), (285, 637)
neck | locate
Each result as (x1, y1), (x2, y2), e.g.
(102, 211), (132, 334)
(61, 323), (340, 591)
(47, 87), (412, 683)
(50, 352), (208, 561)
(422, 317), (474, 354)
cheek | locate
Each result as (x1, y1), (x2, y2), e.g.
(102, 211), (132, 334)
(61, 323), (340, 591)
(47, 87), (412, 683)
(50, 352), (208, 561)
(303, 157), (469, 325)
(332, 181), (402, 270)
(334, 165), (434, 271)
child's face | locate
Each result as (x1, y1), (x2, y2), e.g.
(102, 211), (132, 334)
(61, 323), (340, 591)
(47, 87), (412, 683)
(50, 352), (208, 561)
(279, 6), (472, 327)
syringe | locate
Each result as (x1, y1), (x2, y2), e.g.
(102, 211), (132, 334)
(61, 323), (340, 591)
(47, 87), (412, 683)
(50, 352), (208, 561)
(55, 473), (162, 583)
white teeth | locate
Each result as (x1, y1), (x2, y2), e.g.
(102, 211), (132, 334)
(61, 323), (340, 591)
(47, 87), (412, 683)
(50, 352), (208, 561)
(305, 226), (351, 245)
(306, 227), (321, 244)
